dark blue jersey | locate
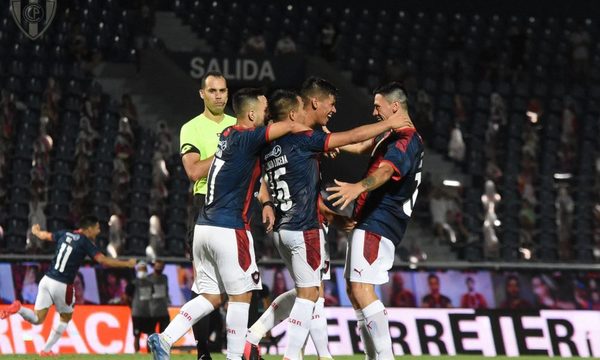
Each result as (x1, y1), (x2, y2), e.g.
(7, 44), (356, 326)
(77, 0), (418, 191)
(354, 128), (424, 246)
(46, 230), (101, 284)
(262, 130), (331, 231)
(198, 125), (271, 229)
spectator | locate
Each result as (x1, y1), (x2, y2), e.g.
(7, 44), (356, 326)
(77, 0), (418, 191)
(460, 277), (488, 309)
(448, 123), (465, 162)
(531, 275), (576, 310)
(556, 185), (574, 260)
(389, 273), (416, 307)
(319, 23), (337, 61)
(271, 268), (288, 299)
(275, 32), (297, 55)
(415, 90), (434, 140)
(499, 275), (532, 309)
(155, 121), (172, 158)
(74, 272), (96, 305)
(107, 214), (124, 258)
(146, 215), (164, 261)
(119, 95), (139, 126)
(482, 180), (501, 258)
(241, 32), (267, 55)
(115, 117), (135, 158)
(570, 26), (590, 79)
(148, 261), (170, 335)
(421, 274), (452, 308)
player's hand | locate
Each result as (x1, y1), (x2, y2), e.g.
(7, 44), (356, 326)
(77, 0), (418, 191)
(323, 147), (340, 159)
(31, 224), (41, 235)
(262, 206), (275, 233)
(126, 259), (137, 268)
(386, 112), (413, 130)
(326, 179), (364, 210)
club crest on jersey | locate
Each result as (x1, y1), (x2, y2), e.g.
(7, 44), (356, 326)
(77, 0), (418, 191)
(264, 145), (282, 160)
(216, 140), (227, 157)
(251, 271), (260, 284)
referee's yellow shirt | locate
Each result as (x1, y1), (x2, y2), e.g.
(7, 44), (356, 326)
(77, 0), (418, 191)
(180, 113), (237, 195)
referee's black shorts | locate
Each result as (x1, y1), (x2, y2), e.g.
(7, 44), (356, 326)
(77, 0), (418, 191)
(186, 194), (205, 261)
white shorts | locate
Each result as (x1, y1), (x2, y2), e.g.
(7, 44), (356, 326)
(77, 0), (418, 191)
(35, 276), (75, 314)
(274, 229), (324, 288)
(344, 229), (395, 285)
(193, 225), (262, 295)
(321, 234), (331, 281)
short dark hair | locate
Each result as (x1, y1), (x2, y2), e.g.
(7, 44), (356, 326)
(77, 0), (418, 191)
(428, 273), (439, 282)
(300, 77), (338, 104)
(268, 90), (300, 122)
(374, 82), (408, 109)
(201, 71), (226, 89)
(79, 215), (99, 229)
(232, 88), (264, 116)
(466, 276), (474, 284)
(506, 275), (519, 285)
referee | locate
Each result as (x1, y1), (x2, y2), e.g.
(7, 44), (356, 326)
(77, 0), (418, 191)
(180, 71), (236, 360)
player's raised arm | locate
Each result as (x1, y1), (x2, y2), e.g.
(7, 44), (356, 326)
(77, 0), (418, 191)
(266, 119), (312, 141)
(326, 163), (396, 210)
(327, 112), (412, 150)
(31, 224), (53, 241)
(94, 253), (137, 268)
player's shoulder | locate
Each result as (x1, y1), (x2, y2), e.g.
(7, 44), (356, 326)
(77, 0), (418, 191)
(389, 128), (423, 150)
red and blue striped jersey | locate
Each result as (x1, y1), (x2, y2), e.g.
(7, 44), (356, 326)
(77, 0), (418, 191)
(354, 128), (424, 245)
(197, 125), (271, 230)
(262, 129), (331, 231)
(46, 230), (101, 284)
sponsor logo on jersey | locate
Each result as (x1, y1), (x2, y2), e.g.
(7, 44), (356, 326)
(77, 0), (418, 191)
(264, 145), (282, 159)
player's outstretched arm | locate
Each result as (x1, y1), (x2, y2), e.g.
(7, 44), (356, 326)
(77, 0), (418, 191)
(31, 224), (53, 241)
(267, 120), (312, 141)
(326, 163), (395, 210)
(330, 112), (413, 152)
(182, 153), (214, 181)
(94, 254), (137, 268)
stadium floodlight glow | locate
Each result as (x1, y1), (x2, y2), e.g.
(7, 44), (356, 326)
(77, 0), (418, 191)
(554, 173), (573, 180)
(443, 179), (461, 187)
(526, 111), (539, 123)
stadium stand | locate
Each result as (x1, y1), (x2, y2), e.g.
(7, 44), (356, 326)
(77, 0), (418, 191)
(1, 0), (599, 264)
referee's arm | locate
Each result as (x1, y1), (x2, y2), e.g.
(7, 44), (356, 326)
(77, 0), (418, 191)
(181, 151), (214, 181)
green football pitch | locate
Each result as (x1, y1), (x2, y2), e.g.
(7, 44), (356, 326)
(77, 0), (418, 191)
(0, 355), (596, 360)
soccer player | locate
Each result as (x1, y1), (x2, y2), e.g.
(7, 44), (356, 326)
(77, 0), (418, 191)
(147, 88), (310, 360)
(180, 71), (236, 360)
(327, 82), (424, 360)
(244, 85), (411, 360)
(0, 216), (136, 356)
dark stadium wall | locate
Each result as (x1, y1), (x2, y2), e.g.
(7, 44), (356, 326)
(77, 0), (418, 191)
(315, 0), (598, 17)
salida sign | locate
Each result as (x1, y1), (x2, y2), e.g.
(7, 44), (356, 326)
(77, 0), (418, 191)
(169, 52), (305, 88)
(1, 306), (599, 356)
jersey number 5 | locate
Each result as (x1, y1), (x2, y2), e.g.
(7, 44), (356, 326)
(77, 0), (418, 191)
(272, 167), (292, 211)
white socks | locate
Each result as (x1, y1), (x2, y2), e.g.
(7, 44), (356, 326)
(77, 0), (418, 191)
(362, 300), (394, 360)
(18, 307), (39, 324)
(247, 288), (297, 345)
(162, 294), (215, 346)
(309, 297), (331, 358)
(226, 302), (250, 360)
(355, 309), (376, 360)
(42, 321), (68, 352)
(284, 298), (315, 360)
